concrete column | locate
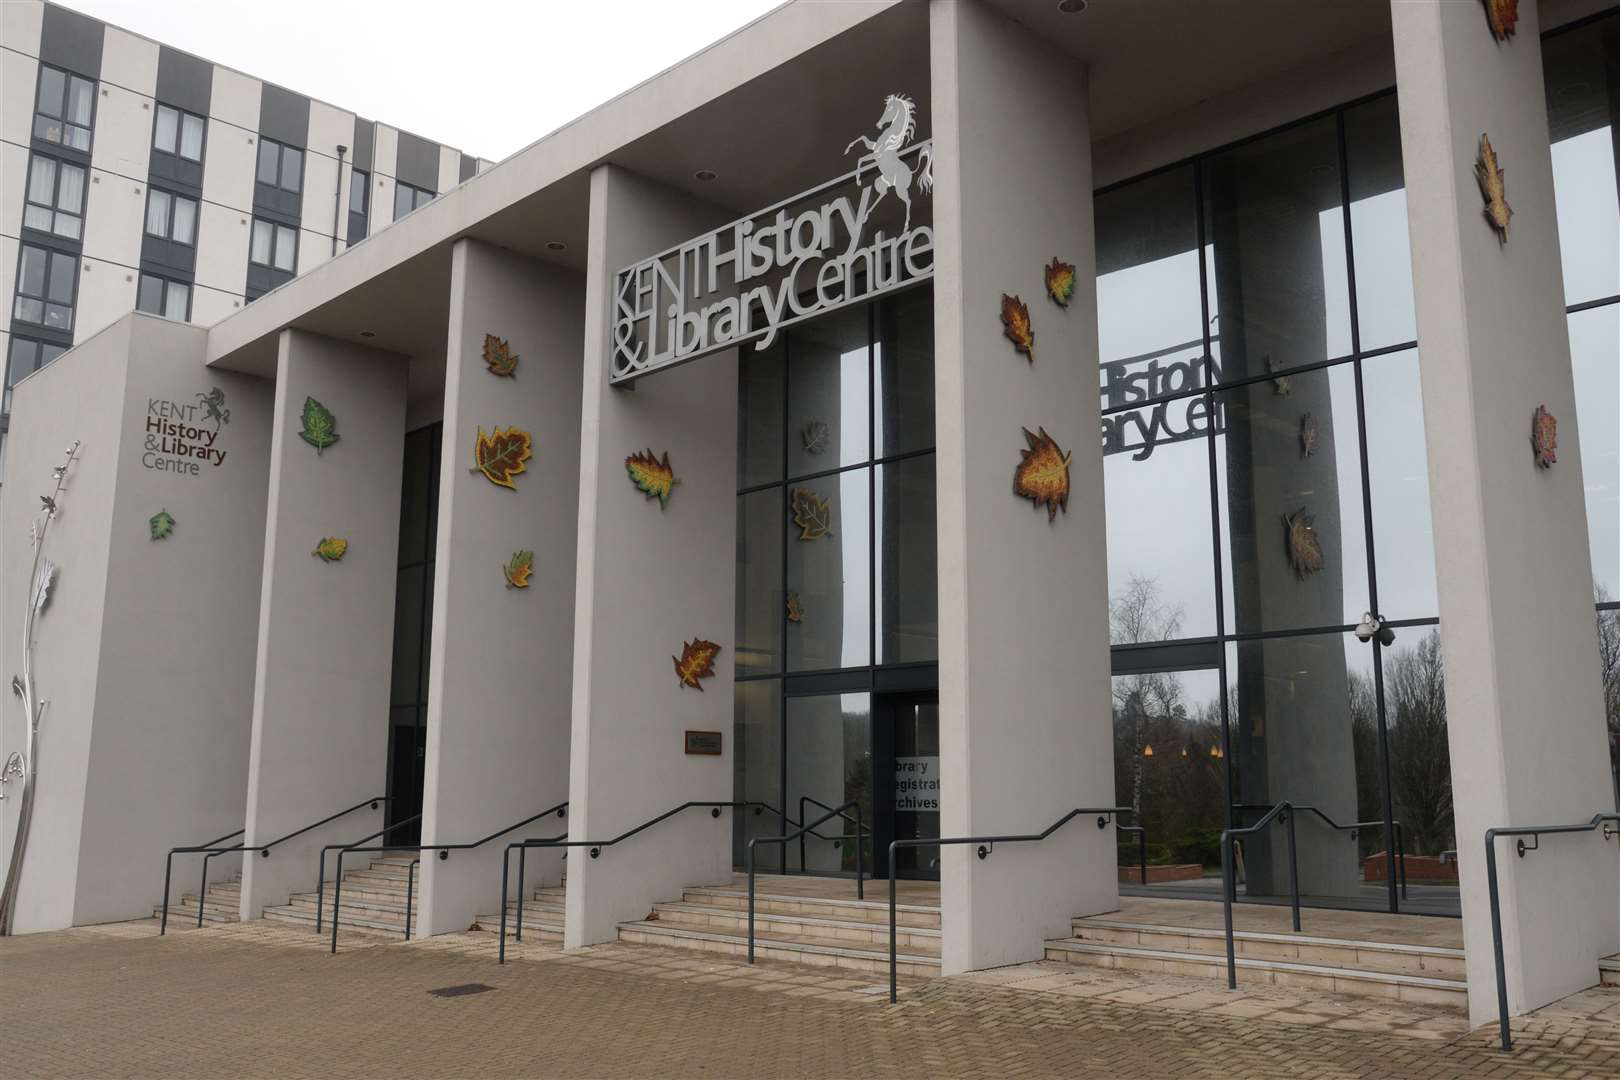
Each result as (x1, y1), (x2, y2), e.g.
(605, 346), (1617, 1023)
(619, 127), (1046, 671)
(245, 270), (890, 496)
(564, 165), (737, 948)
(1391, 0), (1619, 1024)
(930, 0), (1117, 975)
(415, 240), (583, 936)
(239, 330), (406, 918)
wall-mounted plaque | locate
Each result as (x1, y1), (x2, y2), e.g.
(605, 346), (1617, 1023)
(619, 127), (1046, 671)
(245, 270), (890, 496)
(684, 730), (723, 756)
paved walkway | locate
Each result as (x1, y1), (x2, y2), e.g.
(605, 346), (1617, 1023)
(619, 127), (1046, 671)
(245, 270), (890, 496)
(3, 919), (1616, 1078)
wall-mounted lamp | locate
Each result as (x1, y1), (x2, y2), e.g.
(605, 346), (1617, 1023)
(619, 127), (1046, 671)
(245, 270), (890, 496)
(1354, 611), (1396, 646)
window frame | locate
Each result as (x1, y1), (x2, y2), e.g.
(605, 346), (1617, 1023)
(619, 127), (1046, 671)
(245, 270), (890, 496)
(33, 63), (95, 153)
(136, 272), (193, 322)
(152, 103), (207, 164)
(11, 243), (78, 333)
(392, 180), (435, 220)
(255, 137), (305, 194)
(144, 187), (199, 246)
(21, 153), (86, 240)
(249, 217), (299, 273)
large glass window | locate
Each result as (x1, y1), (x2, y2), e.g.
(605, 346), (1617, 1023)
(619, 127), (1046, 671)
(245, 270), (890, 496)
(34, 65), (93, 152)
(153, 104), (205, 163)
(145, 189), (198, 245)
(249, 218), (298, 273)
(393, 181), (435, 220)
(23, 155), (85, 240)
(12, 244), (76, 332)
(256, 137), (303, 193)
(136, 273), (191, 321)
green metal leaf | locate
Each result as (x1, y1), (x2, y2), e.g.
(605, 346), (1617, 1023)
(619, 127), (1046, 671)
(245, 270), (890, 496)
(298, 397), (341, 454)
(149, 508), (176, 541)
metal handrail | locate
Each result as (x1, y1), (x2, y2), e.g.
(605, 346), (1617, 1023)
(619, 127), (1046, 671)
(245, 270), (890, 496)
(496, 800), (775, 964)
(885, 806), (1135, 1002)
(315, 812), (422, 934)
(1232, 802), (1409, 899)
(1484, 812), (1619, 1051)
(748, 800), (865, 963)
(159, 797), (388, 934)
(797, 795), (870, 874)
(1220, 801), (1304, 989)
(329, 800), (568, 953)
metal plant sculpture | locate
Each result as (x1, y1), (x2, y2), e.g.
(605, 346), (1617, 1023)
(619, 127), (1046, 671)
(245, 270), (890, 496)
(1, 440), (80, 935)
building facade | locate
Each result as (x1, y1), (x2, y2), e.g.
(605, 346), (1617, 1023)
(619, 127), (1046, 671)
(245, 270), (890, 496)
(1, 0), (489, 474)
(1, 0), (1616, 1033)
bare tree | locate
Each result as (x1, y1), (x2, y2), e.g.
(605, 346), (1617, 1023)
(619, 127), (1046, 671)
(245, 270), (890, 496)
(1385, 630), (1453, 856)
(1110, 576), (1186, 817)
(1596, 588), (1619, 808)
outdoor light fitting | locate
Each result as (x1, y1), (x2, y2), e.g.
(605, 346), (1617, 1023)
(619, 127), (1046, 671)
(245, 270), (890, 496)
(1354, 611), (1395, 646)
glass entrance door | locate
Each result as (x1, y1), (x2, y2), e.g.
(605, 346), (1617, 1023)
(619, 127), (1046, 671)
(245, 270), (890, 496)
(874, 692), (940, 880)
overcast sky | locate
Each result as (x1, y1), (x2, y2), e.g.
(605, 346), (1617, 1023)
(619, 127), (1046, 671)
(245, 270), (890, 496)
(57, 0), (782, 160)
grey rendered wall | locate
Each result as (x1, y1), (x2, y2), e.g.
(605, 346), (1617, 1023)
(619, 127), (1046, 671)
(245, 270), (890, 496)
(565, 165), (739, 947)
(416, 239), (583, 935)
(239, 329), (405, 917)
(73, 315), (271, 925)
(930, 0), (1117, 974)
(0, 319), (126, 932)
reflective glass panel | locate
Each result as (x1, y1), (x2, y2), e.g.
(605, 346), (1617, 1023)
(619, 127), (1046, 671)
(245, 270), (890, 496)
(56, 163), (83, 213)
(27, 157), (53, 205)
(153, 104), (178, 153)
(786, 693), (871, 874)
(66, 76), (92, 125)
(1344, 96), (1418, 351)
(257, 140), (279, 184)
(282, 146), (302, 192)
(164, 282), (189, 321)
(736, 488), (783, 676)
(875, 285), (934, 457)
(1379, 626), (1457, 914)
(737, 337), (783, 488)
(1361, 349), (1438, 620)
(180, 113), (205, 161)
(1571, 306), (1620, 600)
(876, 455), (937, 663)
(734, 681), (783, 870)
(785, 469), (871, 671)
(274, 225), (296, 271)
(146, 190), (170, 236)
(136, 274), (163, 315)
(787, 305), (869, 477)
(171, 196), (196, 245)
(1544, 21), (1620, 306)
(250, 220), (273, 265)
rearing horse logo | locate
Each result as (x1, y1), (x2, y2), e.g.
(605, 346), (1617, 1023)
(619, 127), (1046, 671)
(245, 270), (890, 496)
(844, 93), (934, 233)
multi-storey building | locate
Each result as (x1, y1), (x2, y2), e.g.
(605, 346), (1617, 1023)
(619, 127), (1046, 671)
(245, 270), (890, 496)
(1, 0), (489, 471)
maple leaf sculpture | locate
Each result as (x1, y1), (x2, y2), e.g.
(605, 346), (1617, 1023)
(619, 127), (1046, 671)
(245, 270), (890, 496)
(1044, 258), (1076, 308)
(786, 592), (804, 624)
(1482, 0), (1518, 40)
(312, 537), (349, 563)
(1000, 294), (1035, 363)
(483, 334), (519, 378)
(1531, 404), (1557, 468)
(673, 638), (722, 691)
(789, 487), (833, 541)
(802, 421), (830, 455)
(1475, 134), (1512, 243)
(1012, 426), (1072, 522)
(149, 508), (176, 541)
(1282, 509), (1324, 580)
(298, 397), (340, 454)
(503, 549), (534, 588)
(625, 448), (679, 508)
(1265, 356), (1292, 396)
(1299, 413), (1319, 459)
(473, 425), (534, 491)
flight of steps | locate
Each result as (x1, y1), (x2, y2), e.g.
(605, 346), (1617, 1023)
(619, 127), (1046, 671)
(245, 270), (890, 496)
(1601, 953), (1619, 987)
(261, 854), (422, 937)
(154, 875), (242, 926)
(470, 883), (567, 943)
(617, 884), (942, 978)
(1046, 915), (1469, 1009)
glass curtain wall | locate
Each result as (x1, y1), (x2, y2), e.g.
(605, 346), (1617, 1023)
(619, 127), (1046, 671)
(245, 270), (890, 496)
(1098, 13), (1620, 916)
(734, 287), (937, 872)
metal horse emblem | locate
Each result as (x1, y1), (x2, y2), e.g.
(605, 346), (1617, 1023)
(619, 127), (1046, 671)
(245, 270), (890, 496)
(844, 93), (934, 233)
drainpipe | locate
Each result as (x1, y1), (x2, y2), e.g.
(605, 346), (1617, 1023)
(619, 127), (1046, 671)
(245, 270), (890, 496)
(332, 144), (348, 256)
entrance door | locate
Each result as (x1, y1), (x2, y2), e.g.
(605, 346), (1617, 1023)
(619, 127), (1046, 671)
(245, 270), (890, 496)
(874, 692), (940, 880)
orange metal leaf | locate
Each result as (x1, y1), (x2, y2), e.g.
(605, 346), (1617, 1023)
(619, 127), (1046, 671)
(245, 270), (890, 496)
(1283, 508), (1325, 579)
(483, 334), (519, 378)
(1482, 0), (1518, 40)
(626, 448), (678, 507)
(1012, 426), (1072, 522)
(673, 637), (722, 691)
(1475, 134), (1512, 243)
(1044, 258), (1076, 308)
(789, 487), (833, 541)
(473, 425), (533, 490)
(1000, 294), (1035, 363)
(1531, 405), (1557, 468)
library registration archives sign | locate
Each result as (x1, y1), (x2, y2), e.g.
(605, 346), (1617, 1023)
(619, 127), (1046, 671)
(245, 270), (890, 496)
(610, 94), (935, 384)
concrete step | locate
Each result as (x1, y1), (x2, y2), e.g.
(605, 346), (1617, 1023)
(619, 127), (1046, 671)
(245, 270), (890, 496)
(680, 886), (940, 930)
(261, 902), (412, 936)
(1600, 954), (1618, 988)
(284, 893), (413, 919)
(1068, 918), (1468, 980)
(471, 911), (564, 941)
(1044, 938), (1467, 1009)
(154, 901), (239, 925)
(618, 916), (940, 979)
(650, 901), (941, 956)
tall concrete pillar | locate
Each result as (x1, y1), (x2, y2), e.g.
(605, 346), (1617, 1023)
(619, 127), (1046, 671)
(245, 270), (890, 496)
(416, 239), (583, 936)
(930, 0), (1117, 974)
(239, 330), (406, 918)
(1391, 0), (1619, 1024)
(564, 165), (738, 948)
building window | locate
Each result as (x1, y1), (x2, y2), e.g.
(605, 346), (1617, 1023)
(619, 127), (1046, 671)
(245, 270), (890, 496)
(4, 336), (67, 417)
(393, 181), (434, 220)
(348, 169), (370, 243)
(34, 64), (93, 152)
(249, 218), (298, 272)
(22, 154), (85, 240)
(153, 104), (205, 163)
(255, 137), (303, 193)
(12, 244), (76, 332)
(144, 189), (198, 245)
(136, 273), (191, 321)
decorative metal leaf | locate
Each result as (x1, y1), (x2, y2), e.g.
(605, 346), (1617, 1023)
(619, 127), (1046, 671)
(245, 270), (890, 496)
(1482, 0), (1518, 40)
(483, 334), (519, 378)
(1475, 134), (1512, 243)
(1044, 258), (1076, 308)
(312, 537), (349, 563)
(786, 592), (804, 624)
(1012, 426), (1072, 523)
(801, 421), (830, 456)
(1000, 294), (1035, 363)
(789, 487), (833, 541)
(503, 549), (535, 588)
(149, 509), (176, 541)
(673, 638), (722, 691)
(473, 426), (533, 491)
(298, 397), (341, 454)
(34, 561), (57, 612)
(1531, 404), (1557, 468)
(1282, 508), (1324, 580)
(625, 448), (678, 507)
(1299, 413), (1318, 459)
(1265, 356), (1291, 396)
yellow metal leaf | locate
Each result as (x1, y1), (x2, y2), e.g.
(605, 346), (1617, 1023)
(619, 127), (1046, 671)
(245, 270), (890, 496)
(1012, 427), (1071, 522)
(1475, 133), (1512, 243)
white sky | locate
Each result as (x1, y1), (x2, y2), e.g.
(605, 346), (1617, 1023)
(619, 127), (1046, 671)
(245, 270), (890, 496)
(57, 0), (783, 160)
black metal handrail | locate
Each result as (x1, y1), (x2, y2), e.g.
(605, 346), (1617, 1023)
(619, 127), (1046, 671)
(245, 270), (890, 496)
(885, 806), (1135, 1002)
(797, 795), (870, 874)
(159, 797), (388, 935)
(329, 800), (568, 953)
(748, 800), (865, 963)
(1232, 802), (1409, 899)
(314, 812), (421, 934)
(496, 800), (775, 964)
(1484, 812), (1619, 1051)
(1220, 801), (1306, 989)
